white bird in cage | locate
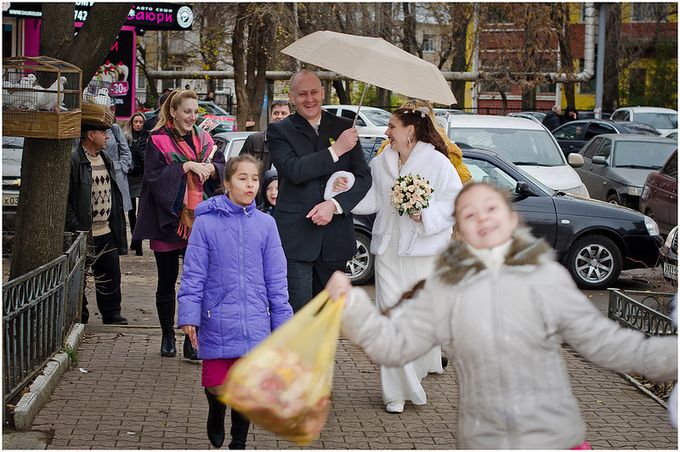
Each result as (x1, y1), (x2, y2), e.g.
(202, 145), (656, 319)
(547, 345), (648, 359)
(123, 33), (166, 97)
(35, 76), (67, 111)
(93, 87), (112, 107)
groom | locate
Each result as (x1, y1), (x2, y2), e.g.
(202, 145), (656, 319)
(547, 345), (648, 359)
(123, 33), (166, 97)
(267, 69), (371, 312)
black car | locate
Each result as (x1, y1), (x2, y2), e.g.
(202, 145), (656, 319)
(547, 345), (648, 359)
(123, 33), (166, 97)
(347, 145), (663, 289)
(552, 119), (661, 156)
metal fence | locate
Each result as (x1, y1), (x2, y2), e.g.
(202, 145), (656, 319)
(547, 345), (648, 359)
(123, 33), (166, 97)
(607, 288), (676, 404)
(3, 232), (87, 411)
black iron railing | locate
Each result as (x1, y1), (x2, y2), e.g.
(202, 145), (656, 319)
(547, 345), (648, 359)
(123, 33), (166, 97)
(2, 232), (86, 413)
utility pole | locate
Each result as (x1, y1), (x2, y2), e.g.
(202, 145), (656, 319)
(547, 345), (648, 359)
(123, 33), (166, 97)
(293, 3), (301, 71)
(594, 3), (606, 119)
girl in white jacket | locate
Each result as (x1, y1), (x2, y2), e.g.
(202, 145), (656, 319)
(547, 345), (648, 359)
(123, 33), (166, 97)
(327, 182), (677, 449)
(351, 107), (463, 413)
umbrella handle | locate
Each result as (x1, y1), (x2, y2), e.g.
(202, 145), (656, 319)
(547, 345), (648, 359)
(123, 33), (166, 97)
(352, 84), (369, 128)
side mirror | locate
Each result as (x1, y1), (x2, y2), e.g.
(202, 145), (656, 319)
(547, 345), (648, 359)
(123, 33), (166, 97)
(568, 153), (585, 168)
(515, 181), (537, 197)
(592, 156), (608, 165)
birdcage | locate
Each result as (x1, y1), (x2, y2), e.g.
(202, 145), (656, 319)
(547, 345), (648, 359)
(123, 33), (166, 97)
(81, 79), (115, 127)
(2, 56), (82, 139)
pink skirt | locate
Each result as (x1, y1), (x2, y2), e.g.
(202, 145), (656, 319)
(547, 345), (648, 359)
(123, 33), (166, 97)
(202, 358), (239, 388)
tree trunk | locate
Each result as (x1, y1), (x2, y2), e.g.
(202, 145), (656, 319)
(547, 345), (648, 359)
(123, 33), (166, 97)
(521, 86), (537, 110)
(9, 2), (131, 279)
(232, 6), (249, 131)
(553, 4), (575, 110)
(401, 3), (421, 58)
(603, 4), (621, 112)
(333, 80), (351, 104)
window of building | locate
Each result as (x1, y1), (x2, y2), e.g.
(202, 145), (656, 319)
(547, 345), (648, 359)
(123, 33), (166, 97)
(632, 3), (667, 22)
(422, 34), (435, 53)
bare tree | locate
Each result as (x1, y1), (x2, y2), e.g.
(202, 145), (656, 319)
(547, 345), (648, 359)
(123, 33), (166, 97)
(194, 4), (232, 94)
(232, 3), (279, 131)
(10, 3), (132, 279)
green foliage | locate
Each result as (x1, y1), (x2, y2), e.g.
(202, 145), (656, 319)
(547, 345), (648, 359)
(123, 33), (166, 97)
(646, 39), (678, 108)
(62, 344), (78, 366)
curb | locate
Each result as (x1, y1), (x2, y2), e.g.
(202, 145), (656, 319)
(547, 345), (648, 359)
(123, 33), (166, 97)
(13, 323), (86, 430)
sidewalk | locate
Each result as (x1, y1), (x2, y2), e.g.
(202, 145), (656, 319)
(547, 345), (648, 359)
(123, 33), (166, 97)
(10, 246), (679, 449)
(22, 328), (677, 450)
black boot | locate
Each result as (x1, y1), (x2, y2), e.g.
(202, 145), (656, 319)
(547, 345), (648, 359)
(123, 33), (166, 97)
(205, 388), (226, 448)
(228, 408), (250, 449)
(156, 293), (176, 357)
(183, 335), (200, 361)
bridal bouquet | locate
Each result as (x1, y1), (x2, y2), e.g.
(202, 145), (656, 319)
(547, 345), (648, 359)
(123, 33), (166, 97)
(391, 173), (434, 216)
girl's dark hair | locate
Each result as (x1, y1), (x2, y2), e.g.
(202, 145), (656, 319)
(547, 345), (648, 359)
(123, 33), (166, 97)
(223, 154), (261, 183)
(152, 89), (198, 132)
(393, 107), (448, 158)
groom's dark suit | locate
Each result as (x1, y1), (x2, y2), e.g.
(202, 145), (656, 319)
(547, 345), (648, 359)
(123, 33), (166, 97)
(267, 111), (371, 311)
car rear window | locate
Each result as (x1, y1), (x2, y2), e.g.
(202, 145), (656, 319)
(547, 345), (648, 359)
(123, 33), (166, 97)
(448, 127), (565, 166)
(635, 113), (678, 129)
(614, 141), (677, 169)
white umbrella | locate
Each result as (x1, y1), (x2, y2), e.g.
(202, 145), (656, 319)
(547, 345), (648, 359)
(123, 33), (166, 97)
(281, 30), (456, 122)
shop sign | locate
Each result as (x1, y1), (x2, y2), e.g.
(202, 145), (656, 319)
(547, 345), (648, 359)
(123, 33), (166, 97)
(3, 2), (194, 30)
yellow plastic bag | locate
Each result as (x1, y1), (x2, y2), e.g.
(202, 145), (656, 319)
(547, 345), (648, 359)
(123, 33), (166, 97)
(219, 290), (344, 445)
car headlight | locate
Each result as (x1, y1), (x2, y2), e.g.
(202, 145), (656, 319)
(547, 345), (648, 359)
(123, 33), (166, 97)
(664, 227), (677, 248)
(644, 215), (660, 236)
(626, 186), (643, 196)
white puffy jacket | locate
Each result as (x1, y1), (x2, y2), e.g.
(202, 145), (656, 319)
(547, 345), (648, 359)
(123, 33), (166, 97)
(341, 228), (678, 449)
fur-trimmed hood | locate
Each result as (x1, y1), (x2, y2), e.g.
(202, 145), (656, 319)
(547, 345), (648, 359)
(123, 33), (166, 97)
(436, 226), (554, 285)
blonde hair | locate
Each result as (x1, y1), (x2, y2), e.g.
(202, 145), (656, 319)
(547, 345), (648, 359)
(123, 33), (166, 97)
(152, 89), (198, 132)
(453, 182), (514, 224)
(401, 98), (436, 124)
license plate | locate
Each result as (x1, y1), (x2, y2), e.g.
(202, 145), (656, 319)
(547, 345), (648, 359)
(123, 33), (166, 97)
(2, 193), (19, 207)
(663, 262), (677, 281)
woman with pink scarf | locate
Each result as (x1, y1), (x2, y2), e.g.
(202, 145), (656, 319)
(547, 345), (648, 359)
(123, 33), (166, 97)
(133, 89), (225, 359)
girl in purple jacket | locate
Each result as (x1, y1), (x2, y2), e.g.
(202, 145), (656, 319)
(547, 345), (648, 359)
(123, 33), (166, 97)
(178, 154), (293, 449)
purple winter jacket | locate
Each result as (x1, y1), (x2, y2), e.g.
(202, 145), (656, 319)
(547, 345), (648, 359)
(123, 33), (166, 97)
(177, 194), (292, 360)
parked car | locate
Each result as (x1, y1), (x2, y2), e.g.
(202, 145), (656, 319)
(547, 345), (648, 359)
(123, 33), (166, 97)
(640, 149), (677, 236)
(552, 119), (661, 156)
(144, 100), (238, 133)
(212, 131), (256, 160)
(575, 134), (677, 210)
(347, 144), (662, 289)
(2, 136), (22, 232)
(611, 106), (678, 135)
(345, 133), (387, 285)
(445, 114), (589, 197)
(322, 105), (390, 136)
(659, 226), (678, 285)
(577, 111), (612, 120)
(507, 111), (546, 124)
(661, 130), (678, 141)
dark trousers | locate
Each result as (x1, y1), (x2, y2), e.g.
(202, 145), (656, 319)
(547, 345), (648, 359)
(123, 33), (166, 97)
(154, 248), (184, 296)
(82, 232), (122, 323)
(128, 197), (137, 235)
(287, 258), (347, 312)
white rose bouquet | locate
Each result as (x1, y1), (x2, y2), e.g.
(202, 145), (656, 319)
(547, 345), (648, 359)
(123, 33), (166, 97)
(390, 173), (434, 216)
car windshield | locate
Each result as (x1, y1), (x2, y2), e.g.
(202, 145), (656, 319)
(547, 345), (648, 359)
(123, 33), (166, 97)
(362, 109), (391, 127)
(614, 141), (677, 169)
(635, 112), (678, 129)
(448, 127), (565, 166)
(200, 102), (229, 116)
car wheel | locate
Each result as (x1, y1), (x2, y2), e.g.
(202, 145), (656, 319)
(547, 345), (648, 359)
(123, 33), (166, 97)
(565, 234), (623, 290)
(564, 234), (623, 290)
(606, 193), (620, 205)
(346, 231), (374, 286)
